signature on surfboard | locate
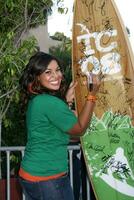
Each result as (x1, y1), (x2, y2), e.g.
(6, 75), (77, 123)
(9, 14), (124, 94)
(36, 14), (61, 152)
(96, 147), (134, 197)
(84, 111), (134, 197)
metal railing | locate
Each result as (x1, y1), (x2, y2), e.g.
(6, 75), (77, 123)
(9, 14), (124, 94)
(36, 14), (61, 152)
(0, 145), (92, 200)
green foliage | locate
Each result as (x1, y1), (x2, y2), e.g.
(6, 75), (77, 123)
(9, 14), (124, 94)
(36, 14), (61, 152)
(2, 100), (27, 146)
(0, 36), (38, 119)
(0, 0), (53, 33)
(58, 7), (68, 14)
(0, 38), (35, 146)
(50, 31), (67, 41)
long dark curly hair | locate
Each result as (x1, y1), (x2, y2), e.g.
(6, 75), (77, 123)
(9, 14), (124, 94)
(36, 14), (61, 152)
(19, 51), (68, 101)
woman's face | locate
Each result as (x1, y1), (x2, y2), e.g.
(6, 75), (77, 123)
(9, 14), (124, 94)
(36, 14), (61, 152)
(38, 60), (63, 91)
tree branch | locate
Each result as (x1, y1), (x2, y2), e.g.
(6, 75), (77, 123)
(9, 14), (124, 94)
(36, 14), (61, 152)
(1, 95), (13, 119)
(0, 86), (17, 99)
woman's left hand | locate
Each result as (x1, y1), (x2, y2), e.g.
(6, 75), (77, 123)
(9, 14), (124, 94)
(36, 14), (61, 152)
(66, 81), (77, 107)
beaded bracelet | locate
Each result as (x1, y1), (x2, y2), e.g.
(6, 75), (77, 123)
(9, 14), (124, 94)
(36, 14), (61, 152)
(87, 95), (97, 102)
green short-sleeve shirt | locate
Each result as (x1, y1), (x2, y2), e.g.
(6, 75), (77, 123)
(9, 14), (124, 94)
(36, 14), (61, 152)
(21, 94), (77, 176)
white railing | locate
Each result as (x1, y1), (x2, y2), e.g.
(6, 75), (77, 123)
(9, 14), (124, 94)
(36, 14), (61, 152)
(0, 145), (92, 200)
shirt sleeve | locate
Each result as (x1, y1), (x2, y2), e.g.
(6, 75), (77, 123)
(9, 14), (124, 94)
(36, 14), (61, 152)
(39, 95), (78, 132)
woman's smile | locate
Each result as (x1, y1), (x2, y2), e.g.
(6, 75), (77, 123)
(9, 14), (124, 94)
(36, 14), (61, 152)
(50, 80), (60, 85)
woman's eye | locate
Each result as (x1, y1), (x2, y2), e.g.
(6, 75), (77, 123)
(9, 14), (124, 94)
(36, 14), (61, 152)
(45, 71), (51, 74)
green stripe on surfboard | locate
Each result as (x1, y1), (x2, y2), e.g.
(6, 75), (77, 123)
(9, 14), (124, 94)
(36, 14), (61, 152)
(82, 111), (134, 199)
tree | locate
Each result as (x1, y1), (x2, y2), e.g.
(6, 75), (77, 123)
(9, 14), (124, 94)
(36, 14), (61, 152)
(50, 32), (67, 41)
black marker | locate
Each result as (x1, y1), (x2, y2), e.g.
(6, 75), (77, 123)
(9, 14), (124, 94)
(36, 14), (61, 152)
(88, 72), (93, 92)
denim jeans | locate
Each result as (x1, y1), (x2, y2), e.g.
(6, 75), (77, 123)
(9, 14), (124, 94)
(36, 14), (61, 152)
(19, 174), (74, 200)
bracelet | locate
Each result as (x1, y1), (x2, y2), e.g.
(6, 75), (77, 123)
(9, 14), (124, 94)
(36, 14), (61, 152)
(87, 95), (97, 102)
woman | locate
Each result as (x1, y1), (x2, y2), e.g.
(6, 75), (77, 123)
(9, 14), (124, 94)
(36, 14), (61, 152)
(19, 51), (100, 200)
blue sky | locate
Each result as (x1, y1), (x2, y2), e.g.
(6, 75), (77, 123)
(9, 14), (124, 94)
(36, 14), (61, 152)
(48, 0), (134, 52)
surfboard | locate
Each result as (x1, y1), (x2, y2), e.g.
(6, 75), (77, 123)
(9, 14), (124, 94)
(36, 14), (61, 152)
(72, 0), (134, 199)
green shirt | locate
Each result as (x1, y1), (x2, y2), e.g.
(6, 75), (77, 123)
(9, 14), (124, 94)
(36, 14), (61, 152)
(21, 94), (77, 176)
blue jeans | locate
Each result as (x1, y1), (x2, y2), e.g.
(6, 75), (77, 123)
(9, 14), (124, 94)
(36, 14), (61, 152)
(19, 174), (74, 200)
